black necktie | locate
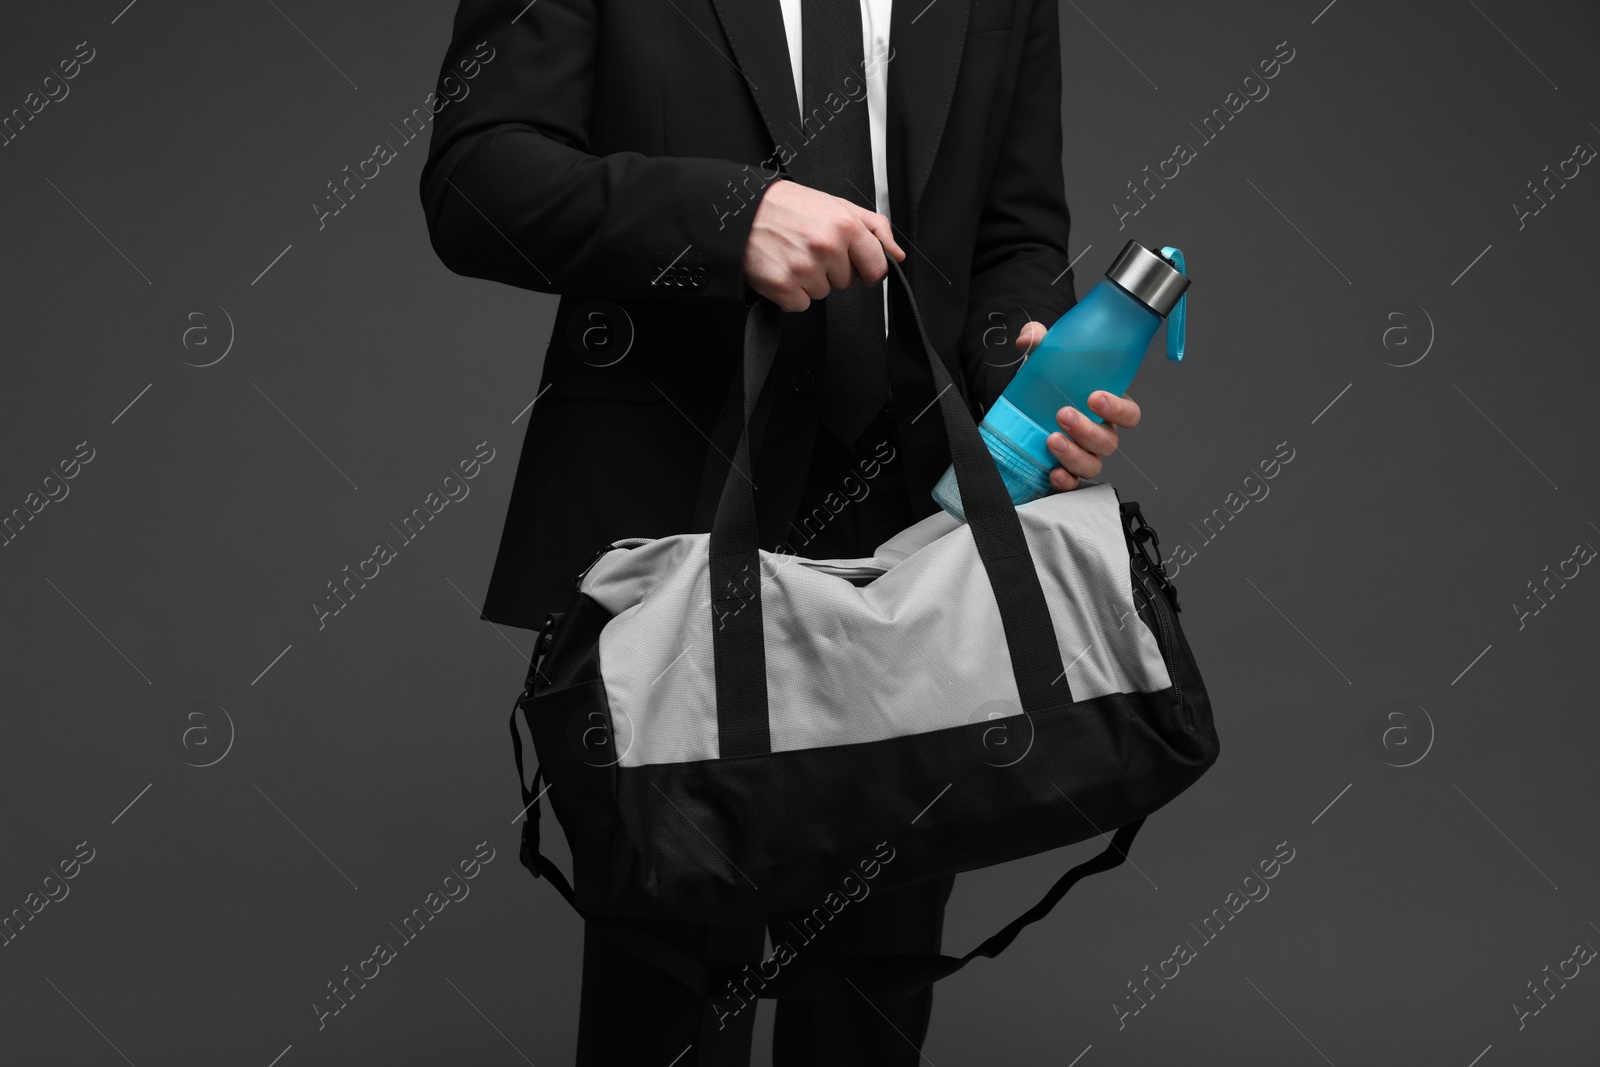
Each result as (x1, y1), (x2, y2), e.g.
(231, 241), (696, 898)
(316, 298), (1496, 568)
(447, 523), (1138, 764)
(793, 0), (891, 450)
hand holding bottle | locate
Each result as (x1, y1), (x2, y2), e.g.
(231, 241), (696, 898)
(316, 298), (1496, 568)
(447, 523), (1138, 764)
(1010, 322), (1143, 494)
(932, 241), (1187, 521)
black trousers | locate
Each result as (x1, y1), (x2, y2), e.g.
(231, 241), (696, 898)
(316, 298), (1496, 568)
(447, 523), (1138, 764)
(572, 407), (958, 1066)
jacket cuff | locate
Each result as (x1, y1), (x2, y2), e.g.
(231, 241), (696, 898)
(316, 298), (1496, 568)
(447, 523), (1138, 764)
(691, 162), (781, 303)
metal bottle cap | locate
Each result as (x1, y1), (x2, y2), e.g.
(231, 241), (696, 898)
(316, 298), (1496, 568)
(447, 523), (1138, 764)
(1105, 240), (1189, 317)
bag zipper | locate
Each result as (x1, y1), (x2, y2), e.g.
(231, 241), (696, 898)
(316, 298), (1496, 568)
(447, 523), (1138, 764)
(1122, 503), (1184, 708)
(1137, 553), (1184, 708)
(575, 537), (654, 589)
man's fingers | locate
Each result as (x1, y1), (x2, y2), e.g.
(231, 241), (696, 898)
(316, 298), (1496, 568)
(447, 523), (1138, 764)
(801, 269), (834, 302)
(821, 251), (857, 291)
(855, 207), (905, 263)
(769, 285), (810, 313)
(1045, 430), (1103, 481)
(1089, 390), (1141, 428)
(1049, 466), (1081, 493)
(1054, 405), (1119, 458)
(846, 220), (890, 286)
(761, 283), (812, 313)
(1015, 321), (1047, 353)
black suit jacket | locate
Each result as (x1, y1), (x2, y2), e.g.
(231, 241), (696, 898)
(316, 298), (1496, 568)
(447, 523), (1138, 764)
(420, 0), (1080, 631)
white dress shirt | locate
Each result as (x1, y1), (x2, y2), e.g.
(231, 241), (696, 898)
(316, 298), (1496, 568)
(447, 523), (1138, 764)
(776, 0), (894, 330)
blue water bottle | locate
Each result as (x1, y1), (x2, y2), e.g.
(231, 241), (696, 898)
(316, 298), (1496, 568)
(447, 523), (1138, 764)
(932, 240), (1190, 521)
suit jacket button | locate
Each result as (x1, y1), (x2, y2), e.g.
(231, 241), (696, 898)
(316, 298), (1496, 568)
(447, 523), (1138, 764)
(790, 368), (815, 393)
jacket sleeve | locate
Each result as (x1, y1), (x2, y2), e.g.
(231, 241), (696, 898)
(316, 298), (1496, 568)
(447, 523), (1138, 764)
(419, 0), (762, 302)
(958, 0), (1079, 413)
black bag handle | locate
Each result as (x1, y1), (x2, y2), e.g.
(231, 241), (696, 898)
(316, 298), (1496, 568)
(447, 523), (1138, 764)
(709, 259), (1072, 759)
(512, 677), (1144, 1005)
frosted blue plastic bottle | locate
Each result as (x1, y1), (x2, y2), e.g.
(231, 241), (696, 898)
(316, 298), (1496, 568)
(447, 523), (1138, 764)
(932, 241), (1189, 521)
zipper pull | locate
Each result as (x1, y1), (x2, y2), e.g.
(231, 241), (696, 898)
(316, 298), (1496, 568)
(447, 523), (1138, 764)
(530, 612), (562, 691)
(1125, 504), (1181, 611)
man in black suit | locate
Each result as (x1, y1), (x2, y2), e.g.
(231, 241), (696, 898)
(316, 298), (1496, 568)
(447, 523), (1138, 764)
(419, 0), (1141, 1062)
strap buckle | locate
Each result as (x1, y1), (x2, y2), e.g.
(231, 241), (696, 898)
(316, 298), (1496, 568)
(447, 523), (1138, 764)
(526, 612), (563, 694)
(1121, 502), (1180, 611)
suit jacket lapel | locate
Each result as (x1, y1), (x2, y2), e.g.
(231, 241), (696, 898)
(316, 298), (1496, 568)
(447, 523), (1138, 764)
(705, 0), (803, 152)
(887, 0), (971, 240)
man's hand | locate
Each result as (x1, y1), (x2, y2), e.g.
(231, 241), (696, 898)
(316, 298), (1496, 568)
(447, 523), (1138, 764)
(1014, 321), (1142, 493)
(742, 180), (906, 312)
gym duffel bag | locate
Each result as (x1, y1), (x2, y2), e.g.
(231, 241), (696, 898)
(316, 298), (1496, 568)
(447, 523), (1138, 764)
(510, 257), (1219, 1003)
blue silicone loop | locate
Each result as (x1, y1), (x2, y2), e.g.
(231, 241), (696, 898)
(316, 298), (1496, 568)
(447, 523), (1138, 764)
(1161, 245), (1186, 362)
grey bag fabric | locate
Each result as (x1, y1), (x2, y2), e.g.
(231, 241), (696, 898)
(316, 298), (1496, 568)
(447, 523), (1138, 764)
(581, 483), (1172, 768)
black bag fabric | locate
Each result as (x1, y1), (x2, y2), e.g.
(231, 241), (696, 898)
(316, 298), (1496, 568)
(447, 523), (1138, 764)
(508, 259), (1219, 1003)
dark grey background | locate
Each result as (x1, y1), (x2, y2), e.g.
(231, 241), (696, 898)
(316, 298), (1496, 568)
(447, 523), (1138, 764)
(2, 0), (1597, 1063)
